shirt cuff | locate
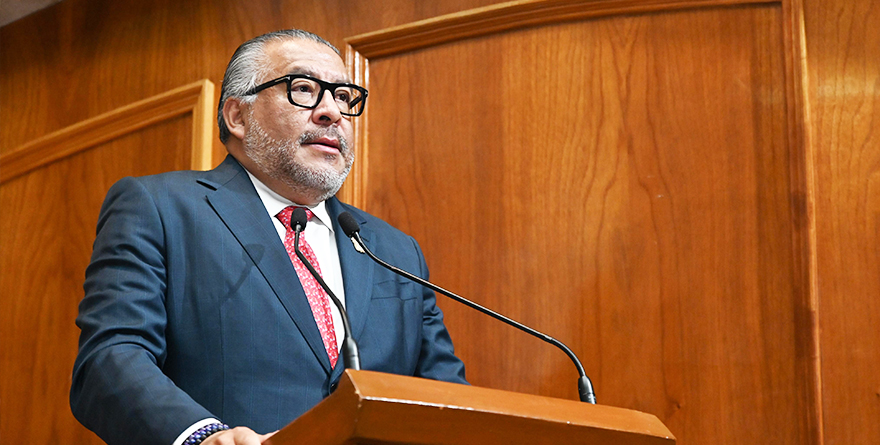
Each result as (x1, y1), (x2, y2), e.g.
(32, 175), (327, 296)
(172, 418), (222, 445)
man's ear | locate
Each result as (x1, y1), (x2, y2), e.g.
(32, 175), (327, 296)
(223, 98), (248, 141)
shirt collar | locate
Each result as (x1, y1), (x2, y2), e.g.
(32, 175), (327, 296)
(244, 169), (333, 231)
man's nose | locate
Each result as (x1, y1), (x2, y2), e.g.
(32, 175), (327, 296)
(312, 90), (343, 124)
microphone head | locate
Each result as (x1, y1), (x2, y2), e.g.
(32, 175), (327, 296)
(292, 207), (309, 231)
(337, 212), (361, 238)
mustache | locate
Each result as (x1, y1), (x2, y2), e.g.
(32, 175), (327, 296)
(298, 128), (350, 154)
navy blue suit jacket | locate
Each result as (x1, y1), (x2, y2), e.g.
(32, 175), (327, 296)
(70, 156), (466, 445)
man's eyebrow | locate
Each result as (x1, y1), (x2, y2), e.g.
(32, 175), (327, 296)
(286, 67), (351, 84)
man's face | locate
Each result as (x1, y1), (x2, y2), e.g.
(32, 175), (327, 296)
(242, 38), (355, 202)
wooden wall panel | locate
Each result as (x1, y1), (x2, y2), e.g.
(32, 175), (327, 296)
(0, 79), (215, 443)
(805, 0), (880, 443)
(0, 0), (507, 155)
(0, 116), (192, 443)
(349, 3), (812, 444)
(0, 80), (216, 183)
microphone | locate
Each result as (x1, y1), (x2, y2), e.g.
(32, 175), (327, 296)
(292, 208), (361, 371)
(337, 212), (596, 404)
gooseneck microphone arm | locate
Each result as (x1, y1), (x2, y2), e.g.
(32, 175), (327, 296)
(337, 212), (596, 404)
(292, 208), (361, 371)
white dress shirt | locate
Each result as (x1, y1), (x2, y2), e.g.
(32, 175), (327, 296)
(245, 169), (347, 345)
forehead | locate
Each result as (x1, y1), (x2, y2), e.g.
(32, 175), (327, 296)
(262, 38), (348, 83)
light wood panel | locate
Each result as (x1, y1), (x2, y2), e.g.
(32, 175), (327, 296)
(346, 2), (814, 444)
(805, 0), (880, 443)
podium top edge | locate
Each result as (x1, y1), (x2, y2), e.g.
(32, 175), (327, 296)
(343, 370), (675, 440)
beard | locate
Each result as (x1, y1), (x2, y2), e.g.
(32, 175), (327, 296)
(243, 113), (354, 203)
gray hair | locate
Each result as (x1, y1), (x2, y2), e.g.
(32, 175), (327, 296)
(217, 29), (340, 144)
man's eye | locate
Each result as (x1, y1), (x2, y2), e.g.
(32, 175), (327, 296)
(290, 81), (317, 94)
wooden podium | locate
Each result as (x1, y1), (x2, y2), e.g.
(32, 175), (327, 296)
(265, 370), (675, 445)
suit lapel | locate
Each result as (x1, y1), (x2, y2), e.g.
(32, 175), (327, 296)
(326, 198), (375, 376)
(201, 156), (333, 373)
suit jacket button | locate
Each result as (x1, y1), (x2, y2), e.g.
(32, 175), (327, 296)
(330, 382), (338, 392)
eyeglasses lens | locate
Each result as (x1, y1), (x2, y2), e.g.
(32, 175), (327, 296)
(288, 78), (365, 116)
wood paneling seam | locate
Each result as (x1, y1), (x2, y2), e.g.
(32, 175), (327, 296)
(0, 79), (215, 184)
(781, 0), (823, 442)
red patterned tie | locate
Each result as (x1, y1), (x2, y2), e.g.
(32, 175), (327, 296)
(276, 206), (339, 367)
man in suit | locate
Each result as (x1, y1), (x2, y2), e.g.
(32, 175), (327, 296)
(70, 29), (467, 445)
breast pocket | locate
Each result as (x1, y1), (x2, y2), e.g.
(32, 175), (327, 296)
(359, 278), (422, 374)
(371, 276), (420, 301)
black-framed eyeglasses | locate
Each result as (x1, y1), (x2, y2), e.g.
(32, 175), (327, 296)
(244, 74), (368, 117)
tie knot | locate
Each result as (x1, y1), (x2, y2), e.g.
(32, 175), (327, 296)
(276, 206), (314, 230)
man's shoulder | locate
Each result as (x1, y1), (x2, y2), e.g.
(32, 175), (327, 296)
(109, 156), (244, 197)
(122, 169), (206, 187)
(105, 170), (214, 207)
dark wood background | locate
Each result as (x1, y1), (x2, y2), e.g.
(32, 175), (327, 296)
(1, 0), (877, 444)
